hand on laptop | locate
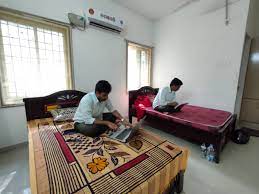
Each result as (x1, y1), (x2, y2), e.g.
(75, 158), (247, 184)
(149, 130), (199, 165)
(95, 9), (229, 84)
(115, 118), (133, 128)
(107, 122), (118, 131)
(122, 119), (133, 128)
(168, 102), (178, 107)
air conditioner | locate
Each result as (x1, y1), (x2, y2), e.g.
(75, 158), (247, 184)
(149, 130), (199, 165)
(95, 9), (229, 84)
(85, 8), (125, 34)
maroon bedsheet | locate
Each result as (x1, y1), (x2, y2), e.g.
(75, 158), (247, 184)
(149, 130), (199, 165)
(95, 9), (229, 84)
(145, 105), (233, 132)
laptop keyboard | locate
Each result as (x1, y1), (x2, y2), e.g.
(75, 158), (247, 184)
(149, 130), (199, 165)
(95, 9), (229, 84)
(116, 128), (131, 139)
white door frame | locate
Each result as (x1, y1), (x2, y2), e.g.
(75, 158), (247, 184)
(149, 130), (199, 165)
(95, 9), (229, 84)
(234, 34), (252, 128)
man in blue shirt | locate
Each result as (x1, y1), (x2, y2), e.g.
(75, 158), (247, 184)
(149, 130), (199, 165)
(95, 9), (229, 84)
(74, 80), (131, 137)
(153, 78), (183, 113)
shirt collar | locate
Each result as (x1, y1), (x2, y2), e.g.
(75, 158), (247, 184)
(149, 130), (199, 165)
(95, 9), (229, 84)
(92, 92), (99, 104)
(92, 92), (107, 104)
(168, 86), (174, 93)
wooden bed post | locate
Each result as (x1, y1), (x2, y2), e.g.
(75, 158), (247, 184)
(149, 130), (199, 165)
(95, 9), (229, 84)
(129, 112), (133, 124)
(175, 170), (184, 194)
(215, 115), (236, 163)
(215, 142), (222, 164)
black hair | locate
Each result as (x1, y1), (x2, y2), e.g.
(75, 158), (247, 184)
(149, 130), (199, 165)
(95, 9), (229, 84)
(95, 80), (112, 93)
(170, 78), (183, 86)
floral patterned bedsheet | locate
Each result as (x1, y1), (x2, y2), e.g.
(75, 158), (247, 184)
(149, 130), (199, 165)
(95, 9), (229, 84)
(28, 118), (189, 194)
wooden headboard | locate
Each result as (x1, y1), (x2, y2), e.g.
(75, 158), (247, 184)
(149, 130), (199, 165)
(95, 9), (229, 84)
(128, 86), (158, 123)
(23, 90), (86, 121)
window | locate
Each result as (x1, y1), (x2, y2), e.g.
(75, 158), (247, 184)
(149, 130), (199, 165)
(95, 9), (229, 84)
(127, 41), (152, 91)
(0, 8), (73, 106)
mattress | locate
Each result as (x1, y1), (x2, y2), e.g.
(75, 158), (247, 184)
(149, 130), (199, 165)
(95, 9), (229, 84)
(145, 105), (233, 132)
(28, 118), (189, 194)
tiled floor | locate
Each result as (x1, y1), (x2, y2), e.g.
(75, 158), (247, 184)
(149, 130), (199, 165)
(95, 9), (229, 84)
(144, 125), (259, 194)
(0, 126), (259, 194)
(0, 144), (30, 194)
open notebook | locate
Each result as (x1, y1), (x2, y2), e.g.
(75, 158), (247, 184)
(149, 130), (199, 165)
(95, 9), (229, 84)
(108, 123), (140, 143)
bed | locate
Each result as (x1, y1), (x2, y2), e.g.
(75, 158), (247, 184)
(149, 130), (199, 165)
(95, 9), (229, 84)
(129, 86), (236, 163)
(23, 90), (189, 194)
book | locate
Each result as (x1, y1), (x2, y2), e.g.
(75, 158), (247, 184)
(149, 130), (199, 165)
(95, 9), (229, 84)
(108, 123), (140, 143)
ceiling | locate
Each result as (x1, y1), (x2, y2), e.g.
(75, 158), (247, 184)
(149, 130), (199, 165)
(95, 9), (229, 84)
(112, 0), (198, 20)
(112, 0), (239, 21)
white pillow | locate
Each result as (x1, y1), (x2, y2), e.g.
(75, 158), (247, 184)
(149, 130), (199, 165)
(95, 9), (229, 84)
(50, 107), (77, 121)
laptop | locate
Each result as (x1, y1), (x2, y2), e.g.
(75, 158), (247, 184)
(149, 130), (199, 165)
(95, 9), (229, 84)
(108, 123), (140, 143)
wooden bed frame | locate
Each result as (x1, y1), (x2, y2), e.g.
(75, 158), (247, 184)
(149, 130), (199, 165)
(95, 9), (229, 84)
(129, 86), (236, 163)
(23, 90), (86, 121)
(23, 90), (186, 194)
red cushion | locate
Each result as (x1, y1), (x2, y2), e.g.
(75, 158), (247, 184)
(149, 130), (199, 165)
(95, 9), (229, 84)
(134, 95), (153, 121)
(145, 105), (233, 132)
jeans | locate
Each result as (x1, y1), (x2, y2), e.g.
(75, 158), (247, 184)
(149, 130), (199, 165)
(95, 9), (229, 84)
(154, 105), (176, 113)
(74, 113), (116, 137)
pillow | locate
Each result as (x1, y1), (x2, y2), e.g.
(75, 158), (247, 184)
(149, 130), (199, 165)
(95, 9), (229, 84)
(50, 107), (77, 122)
(135, 95), (152, 108)
(134, 95), (152, 121)
(45, 104), (61, 112)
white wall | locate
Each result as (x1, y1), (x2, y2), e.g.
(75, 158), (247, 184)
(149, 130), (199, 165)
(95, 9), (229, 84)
(0, 0), (153, 148)
(255, 1), (259, 36)
(153, 0), (250, 112)
(246, 0), (256, 37)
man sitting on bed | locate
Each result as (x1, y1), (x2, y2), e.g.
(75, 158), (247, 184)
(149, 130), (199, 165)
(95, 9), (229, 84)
(73, 80), (131, 137)
(153, 78), (183, 113)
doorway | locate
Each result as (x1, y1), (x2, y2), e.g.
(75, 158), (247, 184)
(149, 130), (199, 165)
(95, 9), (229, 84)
(236, 35), (259, 130)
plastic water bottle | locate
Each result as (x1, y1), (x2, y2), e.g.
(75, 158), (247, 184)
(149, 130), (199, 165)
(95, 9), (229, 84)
(206, 144), (215, 162)
(200, 143), (207, 158)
